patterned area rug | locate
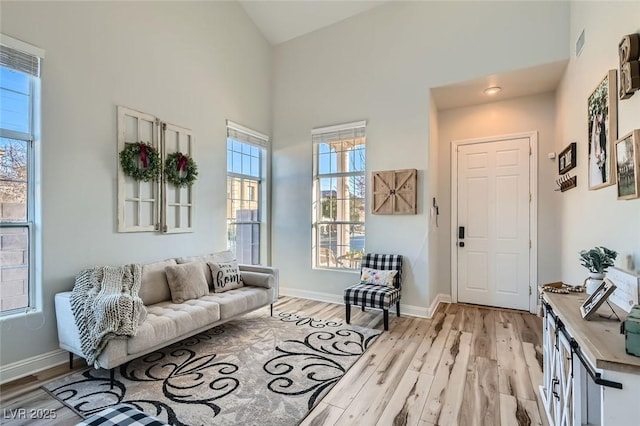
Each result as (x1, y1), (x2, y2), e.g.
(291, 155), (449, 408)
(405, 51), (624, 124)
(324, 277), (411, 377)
(44, 310), (380, 426)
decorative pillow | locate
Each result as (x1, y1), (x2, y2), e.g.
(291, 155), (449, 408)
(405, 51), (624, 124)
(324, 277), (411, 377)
(176, 251), (236, 288)
(208, 261), (244, 293)
(360, 267), (398, 286)
(140, 259), (177, 305)
(164, 262), (209, 303)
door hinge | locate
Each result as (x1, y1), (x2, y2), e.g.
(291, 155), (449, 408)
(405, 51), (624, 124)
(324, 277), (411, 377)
(529, 285), (532, 296)
(529, 240), (532, 249)
(530, 193), (532, 202)
(529, 146), (532, 155)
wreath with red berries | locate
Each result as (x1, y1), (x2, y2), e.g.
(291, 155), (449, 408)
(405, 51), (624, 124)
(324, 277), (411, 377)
(165, 152), (198, 187)
(119, 142), (161, 182)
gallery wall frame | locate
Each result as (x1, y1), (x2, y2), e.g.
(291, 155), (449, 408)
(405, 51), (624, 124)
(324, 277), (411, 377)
(615, 129), (640, 200)
(558, 142), (577, 175)
(587, 69), (618, 190)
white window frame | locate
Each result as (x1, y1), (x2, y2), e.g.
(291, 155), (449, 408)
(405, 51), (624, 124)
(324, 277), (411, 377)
(0, 34), (44, 316)
(226, 120), (270, 265)
(312, 120), (366, 270)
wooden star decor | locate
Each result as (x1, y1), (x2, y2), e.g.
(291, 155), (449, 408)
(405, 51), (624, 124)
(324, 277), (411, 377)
(372, 169), (417, 215)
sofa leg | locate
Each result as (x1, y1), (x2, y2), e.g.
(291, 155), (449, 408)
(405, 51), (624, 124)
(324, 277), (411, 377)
(110, 368), (115, 389)
(383, 309), (389, 331)
(69, 352), (74, 369)
(361, 305), (365, 312)
(346, 303), (351, 324)
(396, 301), (400, 317)
(270, 304), (273, 317)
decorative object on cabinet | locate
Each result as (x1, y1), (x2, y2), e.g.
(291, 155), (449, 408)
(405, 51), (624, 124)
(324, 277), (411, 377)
(117, 106), (195, 234)
(619, 33), (640, 99)
(587, 69), (618, 190)
(606, 267), (640, 313)
(541, 281), (584, 294)
(555, 173), (577, 192)
(372, 169), (417, 215)
(558, 142), (577, 174)
(615, 129), (640, 200)
(623, 305), (640, 357)
(579, 246), (618, 294)
(580, 278), (617, 320)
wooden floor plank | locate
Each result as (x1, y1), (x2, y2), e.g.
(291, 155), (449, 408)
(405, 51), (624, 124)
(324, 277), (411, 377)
(496, 311), (536, 401)
(420, 330), (472, 425)
(471, 308), (497, 360)
(299, 402), (344, 426)
(375, 370), (434, 426)
(413, 314), (455, 376)
(457, 356), (500, 426)
(499, 393), (543, 426)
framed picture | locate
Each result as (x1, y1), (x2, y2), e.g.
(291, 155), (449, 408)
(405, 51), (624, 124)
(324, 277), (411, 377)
(615, 129), (640, 200)
(580, 278), (617, 320)
(587, 69), (618, 190)
(558, 142), (577, 174)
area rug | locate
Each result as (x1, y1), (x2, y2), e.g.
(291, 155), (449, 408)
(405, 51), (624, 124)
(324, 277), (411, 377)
(44, 310), (380, 426)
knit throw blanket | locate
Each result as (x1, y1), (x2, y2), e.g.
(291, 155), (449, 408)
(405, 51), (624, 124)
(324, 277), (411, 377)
(70, 264), (147, 368)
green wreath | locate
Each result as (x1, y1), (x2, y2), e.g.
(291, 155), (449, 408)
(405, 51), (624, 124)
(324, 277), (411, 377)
(119, 142), (161, 182)
(165, 152), (198, 187)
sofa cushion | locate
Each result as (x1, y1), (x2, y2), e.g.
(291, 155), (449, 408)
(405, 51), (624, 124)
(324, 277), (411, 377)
(199, 286), (271, 320)
(139, 259), (177, 306)
(176, 250), (235, 288)
(127, 298), (221, 355)
(208, 260), (244, 293)
(165, 262), (209, 303)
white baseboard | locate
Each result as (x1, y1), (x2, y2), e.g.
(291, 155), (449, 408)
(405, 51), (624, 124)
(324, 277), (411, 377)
(279, 287), (444, 319)
(0, 348), (71, 385)
(427, 293), (452, 317)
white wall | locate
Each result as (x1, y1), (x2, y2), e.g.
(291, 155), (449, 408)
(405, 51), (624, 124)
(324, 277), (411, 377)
(271, 1), (569, 314)
(437, 93), (561, 297)
(556, 1), (640, 285)
(0, 1), (271, 372)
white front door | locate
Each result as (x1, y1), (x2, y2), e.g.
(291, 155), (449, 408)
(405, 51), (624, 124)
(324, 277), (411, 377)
(455, 136), (531, 310)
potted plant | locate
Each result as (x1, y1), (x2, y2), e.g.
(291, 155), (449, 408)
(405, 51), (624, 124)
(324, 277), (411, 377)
(579, 246), (618, 294)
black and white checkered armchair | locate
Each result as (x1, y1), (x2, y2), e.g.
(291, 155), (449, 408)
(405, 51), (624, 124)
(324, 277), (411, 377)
(344, 253), (403, 331)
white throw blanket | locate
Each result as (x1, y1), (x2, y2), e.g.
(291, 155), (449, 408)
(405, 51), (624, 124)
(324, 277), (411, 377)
(70, 264), (147, 368)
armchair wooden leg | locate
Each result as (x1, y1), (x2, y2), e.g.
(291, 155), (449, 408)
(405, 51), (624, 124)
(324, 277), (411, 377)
(383, 309), (389, 331)
(109, 368), (115, 389)
(346, 303), (351, 324)
(361, 305), (365, 312)
(396, 301), (400, 317)
(69, 352), (74, 369)
(270, 304), (273, 317)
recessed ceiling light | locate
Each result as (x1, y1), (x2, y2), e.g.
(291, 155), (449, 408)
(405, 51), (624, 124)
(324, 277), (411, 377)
(484, 86), (502, 96)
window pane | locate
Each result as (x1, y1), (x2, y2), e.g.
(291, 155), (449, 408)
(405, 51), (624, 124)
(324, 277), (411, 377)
(317, 223), (364, 269)
(228, 223), (260, 265)
(0, 138), (28, 222)
(0, 68), (31, 133)
(0, 226), (29, 312)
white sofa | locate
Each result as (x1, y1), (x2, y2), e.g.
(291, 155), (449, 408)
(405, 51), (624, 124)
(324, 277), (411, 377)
(54, 251), (278, 372)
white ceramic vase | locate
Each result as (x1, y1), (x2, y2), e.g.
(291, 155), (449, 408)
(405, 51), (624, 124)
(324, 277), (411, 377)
(584, 272), (605, 295)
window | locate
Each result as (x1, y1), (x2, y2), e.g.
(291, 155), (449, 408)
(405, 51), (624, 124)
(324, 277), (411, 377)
(226, 121), (269, 265)
(312, 121), (366, 269)
(0, 35), (43, 314)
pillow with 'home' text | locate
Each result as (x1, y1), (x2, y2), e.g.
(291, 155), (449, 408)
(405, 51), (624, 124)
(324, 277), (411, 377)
(207, 261), (244, 293)
(360, 267), (398, 286)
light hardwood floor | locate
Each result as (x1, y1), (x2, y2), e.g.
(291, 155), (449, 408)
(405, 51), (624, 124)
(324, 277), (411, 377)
(0, 297), (547, 426)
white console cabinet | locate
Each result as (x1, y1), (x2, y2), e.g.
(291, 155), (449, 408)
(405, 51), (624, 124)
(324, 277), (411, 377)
(541, 293), (640, 426)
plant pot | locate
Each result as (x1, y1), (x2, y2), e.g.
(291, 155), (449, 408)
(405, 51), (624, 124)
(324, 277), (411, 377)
(584, 272), (605, 295)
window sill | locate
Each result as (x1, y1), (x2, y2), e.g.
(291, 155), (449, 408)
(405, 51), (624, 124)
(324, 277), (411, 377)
(0, 307), (40, 321)
(313, 266), (360, 274)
